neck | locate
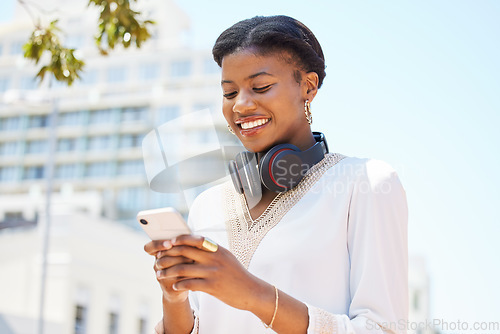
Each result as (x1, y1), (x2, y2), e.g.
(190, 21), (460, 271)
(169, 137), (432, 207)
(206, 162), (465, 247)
(257, 132), (317, 162)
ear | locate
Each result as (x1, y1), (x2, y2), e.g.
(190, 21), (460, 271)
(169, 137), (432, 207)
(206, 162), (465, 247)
(302, 71), (319, 102)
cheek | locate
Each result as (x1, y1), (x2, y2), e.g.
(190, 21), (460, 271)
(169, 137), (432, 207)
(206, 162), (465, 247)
(222, 100), (234, 121)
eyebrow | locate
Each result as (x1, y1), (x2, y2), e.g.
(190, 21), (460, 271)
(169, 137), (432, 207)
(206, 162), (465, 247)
(221, 71), (275, 84)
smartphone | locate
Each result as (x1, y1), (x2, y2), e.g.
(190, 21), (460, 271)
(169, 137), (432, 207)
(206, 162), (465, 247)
(136, 207), (191, 240)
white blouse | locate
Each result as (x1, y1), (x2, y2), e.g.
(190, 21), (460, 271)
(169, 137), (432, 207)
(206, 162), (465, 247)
(155, 153), (408, 334)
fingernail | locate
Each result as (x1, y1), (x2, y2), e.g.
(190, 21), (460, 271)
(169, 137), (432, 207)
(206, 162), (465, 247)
(172, 283), (178, 291)
(156, 251), (162, 259)
(171, 237), (177, 245)
(163, 241), (172, 249)
(156, 271), (162, 278)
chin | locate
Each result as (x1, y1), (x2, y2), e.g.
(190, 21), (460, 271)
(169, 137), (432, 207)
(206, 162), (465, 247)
(241, 140), (277, 154)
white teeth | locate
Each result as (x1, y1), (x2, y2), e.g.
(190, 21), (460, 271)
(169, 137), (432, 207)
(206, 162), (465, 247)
(241, 118), (269, 130)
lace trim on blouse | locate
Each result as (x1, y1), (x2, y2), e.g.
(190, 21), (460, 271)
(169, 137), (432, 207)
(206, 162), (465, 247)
(307, 303), (338, 333)
(224, 153), (346, 268)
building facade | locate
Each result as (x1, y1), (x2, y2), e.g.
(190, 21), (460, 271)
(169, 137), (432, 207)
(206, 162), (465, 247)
(0, 0), (237, 227)
(0, 192), (163, 334)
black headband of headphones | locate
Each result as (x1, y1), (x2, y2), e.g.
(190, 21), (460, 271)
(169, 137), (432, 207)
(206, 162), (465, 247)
(229, 132), (328, 195)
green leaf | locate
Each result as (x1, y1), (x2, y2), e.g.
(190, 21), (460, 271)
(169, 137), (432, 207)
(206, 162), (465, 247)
(90, 0), (154, 54)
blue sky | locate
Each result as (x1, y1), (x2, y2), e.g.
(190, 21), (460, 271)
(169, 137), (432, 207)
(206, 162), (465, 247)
(2, 0), (499, 329)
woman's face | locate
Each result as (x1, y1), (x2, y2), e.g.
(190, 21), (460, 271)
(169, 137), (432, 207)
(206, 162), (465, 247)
(221, 49), (318, 153)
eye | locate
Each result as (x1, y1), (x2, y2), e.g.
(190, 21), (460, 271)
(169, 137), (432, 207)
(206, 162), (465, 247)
(223, 91), (237, 99)
(253, 85), (272, 93)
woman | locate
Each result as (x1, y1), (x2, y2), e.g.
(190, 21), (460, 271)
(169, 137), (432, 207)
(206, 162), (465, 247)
(145, 15), (408, 334)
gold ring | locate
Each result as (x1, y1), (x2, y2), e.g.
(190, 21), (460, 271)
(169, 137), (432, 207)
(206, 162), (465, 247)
(201, 237), (218, 253)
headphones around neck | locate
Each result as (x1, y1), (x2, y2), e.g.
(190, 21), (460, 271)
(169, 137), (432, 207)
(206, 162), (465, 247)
(229, 132), (329, 195)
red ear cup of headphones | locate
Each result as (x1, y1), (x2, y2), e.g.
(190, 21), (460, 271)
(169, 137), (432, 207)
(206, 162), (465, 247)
(229, 132), (328, 195)
(259, 144), (305, 192)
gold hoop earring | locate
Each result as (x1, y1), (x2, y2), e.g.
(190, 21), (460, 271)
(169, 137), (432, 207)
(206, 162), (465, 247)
(227, 124), (235, 135)
(304, 100), (313, 125)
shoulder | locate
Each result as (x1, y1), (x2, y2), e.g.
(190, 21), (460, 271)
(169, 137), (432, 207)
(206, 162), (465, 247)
(326, 153), (403, 192)
(187, 177), (232, 229)
(189, 178), (231, 210)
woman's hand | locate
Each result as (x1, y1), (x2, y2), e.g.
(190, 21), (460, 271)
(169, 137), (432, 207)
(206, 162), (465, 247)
(144, 238), (193, 304)
(154, 235), (267, 311)
(146, 235), (310, 333)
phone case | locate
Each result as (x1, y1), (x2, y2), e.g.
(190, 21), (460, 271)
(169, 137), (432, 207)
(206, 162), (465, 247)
(136, 207), (191, 240)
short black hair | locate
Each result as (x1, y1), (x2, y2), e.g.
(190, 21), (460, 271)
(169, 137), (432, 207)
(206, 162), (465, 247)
(212, 15), (326, 88)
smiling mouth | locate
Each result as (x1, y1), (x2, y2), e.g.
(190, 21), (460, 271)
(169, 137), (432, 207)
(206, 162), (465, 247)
(238, 118), (270, 130)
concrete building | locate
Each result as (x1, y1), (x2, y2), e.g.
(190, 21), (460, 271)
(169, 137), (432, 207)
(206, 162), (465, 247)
(0, 191), (163, 334)
(0, 1), (237, 333)
(0, 0), (237, 227)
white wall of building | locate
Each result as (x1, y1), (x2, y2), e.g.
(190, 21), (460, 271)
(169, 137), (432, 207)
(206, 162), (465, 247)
(0, 193), (163, 334)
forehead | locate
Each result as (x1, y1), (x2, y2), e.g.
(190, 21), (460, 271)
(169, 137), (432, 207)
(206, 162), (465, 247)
(221, 49), (298, 81)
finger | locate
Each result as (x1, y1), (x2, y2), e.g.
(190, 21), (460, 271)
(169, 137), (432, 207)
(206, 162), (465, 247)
(172, 278), (210, 292)
(173, 235), (219, 253)
(144, 240), (173, 256)
(159, 263), (215, 281)
(171, 235), (206, 248)
(162, 245), (212, 263)
(155, 256), (194, 271)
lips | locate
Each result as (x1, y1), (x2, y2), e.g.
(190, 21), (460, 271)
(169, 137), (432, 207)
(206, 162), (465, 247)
(234, 116), (271, 136)
(240, 118), (270, 129)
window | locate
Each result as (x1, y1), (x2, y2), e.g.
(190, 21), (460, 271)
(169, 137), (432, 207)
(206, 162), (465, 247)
(149, 191), (179, 210)
(190, 129), (212, 144)
(155, 105), (180, 125)
(74, 305), (87, 334)
(139, 63), (159, 81)
(117, 187), (145, 210)
(192, 103), (214, 113)
(0, 117), (22, 131)
(59, 111), (83, 127)
(56, 164), (79, 179)
(89, 109), (114, 125)
(29, 115), (49, 128)
(0, 77), (10, 92)
(118, 160), (143, 175)
(119, 134), (142, 148)
(80, 70), (98, 85)
(0, 166), (19, 182)
(107, 67), (127, 83)
(87, 135), (112, 151)
(57, 138), (78, 152)
(0, 141), (20, 155)
(86, 162), (112, 178)
(138, 318), (147, 334)
(413, 290), (420, 311)
(170, 60), (191, 78)
(108, 312), (119, 334)
(121, 107), (147, 123)
(9, 40), (24, 55)
(4, 211), (23, 222)
(24, 166), (45, 179)
(26, 140), (48, 154)
(20, 76), (37, 90)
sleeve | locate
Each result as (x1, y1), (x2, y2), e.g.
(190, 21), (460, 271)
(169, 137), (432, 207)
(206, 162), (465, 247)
(153, 292), (200, 333)
(307, 159), (409, 334)
(153, 315), (199, 334)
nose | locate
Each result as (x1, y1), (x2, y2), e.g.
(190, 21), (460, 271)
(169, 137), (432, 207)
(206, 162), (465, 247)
(232, 90), (256, 114)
